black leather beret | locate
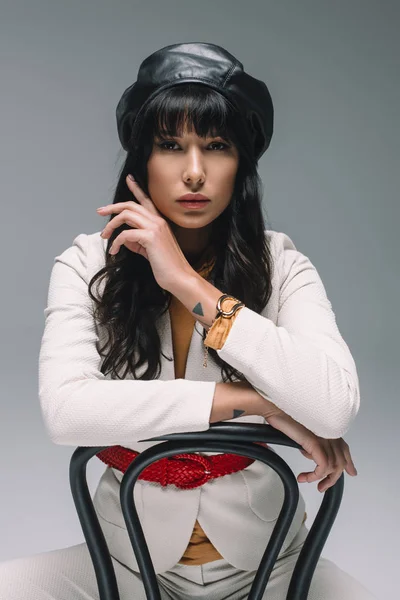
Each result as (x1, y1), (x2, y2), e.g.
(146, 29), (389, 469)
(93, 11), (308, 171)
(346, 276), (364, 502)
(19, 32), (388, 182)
(116, 42), (274, 160)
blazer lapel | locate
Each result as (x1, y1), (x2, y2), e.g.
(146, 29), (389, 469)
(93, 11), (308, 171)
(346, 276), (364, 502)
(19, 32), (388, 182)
(159, 306), (222, 383)
(155, 306), (175, 381)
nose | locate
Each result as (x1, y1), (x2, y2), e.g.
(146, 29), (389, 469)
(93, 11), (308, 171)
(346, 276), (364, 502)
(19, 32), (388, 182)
(182, 148), (205, 185)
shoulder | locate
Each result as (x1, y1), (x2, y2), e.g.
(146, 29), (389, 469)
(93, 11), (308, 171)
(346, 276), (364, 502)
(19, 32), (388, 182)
(264, 228), (302, 275)
(264, 228), (322, 292)
(265, 228), (298, 254)
(265, 228), (332, 316)
(53, 231), (106, 281)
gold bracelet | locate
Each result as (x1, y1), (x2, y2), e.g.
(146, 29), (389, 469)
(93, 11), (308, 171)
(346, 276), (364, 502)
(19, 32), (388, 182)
(203, 294), (245, 368)
(215, 294), (245, 319)
(206, 294), (245, 332)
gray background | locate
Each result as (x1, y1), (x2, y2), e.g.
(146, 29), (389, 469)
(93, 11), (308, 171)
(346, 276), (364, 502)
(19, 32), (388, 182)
(0, 1), (398, 597)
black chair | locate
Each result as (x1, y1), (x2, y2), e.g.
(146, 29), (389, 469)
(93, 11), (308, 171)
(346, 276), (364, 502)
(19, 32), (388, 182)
(69, 422), (344, 600)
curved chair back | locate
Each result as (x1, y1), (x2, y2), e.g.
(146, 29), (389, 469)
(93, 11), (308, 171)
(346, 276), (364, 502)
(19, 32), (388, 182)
(69, 422), (344, 600)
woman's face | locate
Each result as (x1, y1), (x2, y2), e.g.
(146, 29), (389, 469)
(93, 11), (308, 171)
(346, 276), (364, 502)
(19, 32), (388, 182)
(146, 125), (239, 238)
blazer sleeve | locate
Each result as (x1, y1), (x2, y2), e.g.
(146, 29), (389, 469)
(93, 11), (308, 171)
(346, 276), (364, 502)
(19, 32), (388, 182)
(38, 233), (216, 446)
(215, 232), (360, 439)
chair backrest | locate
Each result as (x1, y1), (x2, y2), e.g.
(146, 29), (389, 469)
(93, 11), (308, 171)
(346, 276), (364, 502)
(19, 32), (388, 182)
(69, 422), (344, 600)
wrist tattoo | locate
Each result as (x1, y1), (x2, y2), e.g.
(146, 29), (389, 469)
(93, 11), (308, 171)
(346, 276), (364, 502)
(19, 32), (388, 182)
(233, 409), (245, 418)
(192, 302), (205, 316)
(192, 301), (212, 328)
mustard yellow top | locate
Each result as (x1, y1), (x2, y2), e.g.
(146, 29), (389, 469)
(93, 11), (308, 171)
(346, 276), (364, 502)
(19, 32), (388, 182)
(168, 250), (306, 565)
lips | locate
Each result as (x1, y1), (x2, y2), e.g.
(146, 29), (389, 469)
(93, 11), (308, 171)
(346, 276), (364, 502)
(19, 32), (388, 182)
(177, 194), (210, 202)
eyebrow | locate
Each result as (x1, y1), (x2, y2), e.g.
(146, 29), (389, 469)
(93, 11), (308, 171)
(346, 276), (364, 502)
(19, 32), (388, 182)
(155, 133), (228, 141)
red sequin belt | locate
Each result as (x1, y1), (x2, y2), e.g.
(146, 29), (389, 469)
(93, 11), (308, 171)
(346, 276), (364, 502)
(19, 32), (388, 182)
(96, 443), (267, 490)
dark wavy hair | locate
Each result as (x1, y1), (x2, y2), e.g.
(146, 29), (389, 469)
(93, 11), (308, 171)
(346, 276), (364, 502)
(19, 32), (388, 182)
(88, 83), (274, 381)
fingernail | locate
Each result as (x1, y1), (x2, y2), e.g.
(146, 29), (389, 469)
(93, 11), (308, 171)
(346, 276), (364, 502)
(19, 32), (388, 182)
(97, 207), (106, 211)
(127, 174), (135, 181)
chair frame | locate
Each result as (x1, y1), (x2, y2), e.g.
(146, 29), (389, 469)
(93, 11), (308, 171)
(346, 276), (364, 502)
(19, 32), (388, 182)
(69, 422), (344, 600)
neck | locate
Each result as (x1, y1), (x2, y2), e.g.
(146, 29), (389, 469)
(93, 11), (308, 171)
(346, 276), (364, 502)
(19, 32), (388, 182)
(170, 223), (213, 265)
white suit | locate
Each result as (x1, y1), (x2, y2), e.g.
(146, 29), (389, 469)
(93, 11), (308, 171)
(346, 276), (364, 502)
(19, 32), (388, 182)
(37, 229), (360, 574)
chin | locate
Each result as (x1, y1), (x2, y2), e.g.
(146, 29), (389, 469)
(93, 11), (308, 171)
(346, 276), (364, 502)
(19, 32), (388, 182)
(177, 218), (212, 229)
(168, 213), (211, 227)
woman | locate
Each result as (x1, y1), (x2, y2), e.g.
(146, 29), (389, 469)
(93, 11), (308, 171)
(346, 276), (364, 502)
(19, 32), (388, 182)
(0, 43), (377, 599)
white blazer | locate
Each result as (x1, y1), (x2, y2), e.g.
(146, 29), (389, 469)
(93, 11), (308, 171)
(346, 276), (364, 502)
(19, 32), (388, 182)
(38, 229), (360, 573)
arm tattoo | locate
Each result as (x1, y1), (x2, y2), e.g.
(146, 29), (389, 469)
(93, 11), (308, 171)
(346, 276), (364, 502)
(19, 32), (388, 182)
(192, 301), (210, 327)
(192, 302), (205, 316)
(233, 409), (245, 418)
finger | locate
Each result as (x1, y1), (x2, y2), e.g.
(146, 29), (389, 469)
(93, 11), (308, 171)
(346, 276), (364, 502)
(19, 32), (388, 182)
(318, 472), (342, 493)
(322, 437), (356, 491)
(110, 229), (148, 255)
(126, 176), (148, 198)
(342, 443), (358, 476)
(318, 450), (347, 491)
(318, 444), (344, 492)
(297, 443), (330, 483)
(102, 210), (151, 240)
(330, 440), (348, 475)
(97, 203), (132, 213)
(324, 440), (338, 474)
(98, 201), (151, 216)
(299, 448), (313, 460)
(126, 176), (161, 215)
(297, 447), (314, 479)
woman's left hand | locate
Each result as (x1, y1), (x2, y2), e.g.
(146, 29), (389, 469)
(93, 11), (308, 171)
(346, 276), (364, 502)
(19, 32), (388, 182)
(266, 412), (358, 493)
(97, 175), (194, 292)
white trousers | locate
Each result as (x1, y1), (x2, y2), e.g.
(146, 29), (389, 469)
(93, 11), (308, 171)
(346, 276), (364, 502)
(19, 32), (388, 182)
(0, 524), (378, 600)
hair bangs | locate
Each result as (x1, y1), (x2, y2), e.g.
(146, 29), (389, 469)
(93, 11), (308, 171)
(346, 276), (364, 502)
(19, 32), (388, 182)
(146, 83), (237, 143)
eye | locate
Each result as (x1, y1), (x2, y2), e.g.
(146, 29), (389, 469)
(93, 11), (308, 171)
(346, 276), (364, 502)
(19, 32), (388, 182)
(158, 140), (179, 151)
(209, 142), (229, 151)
